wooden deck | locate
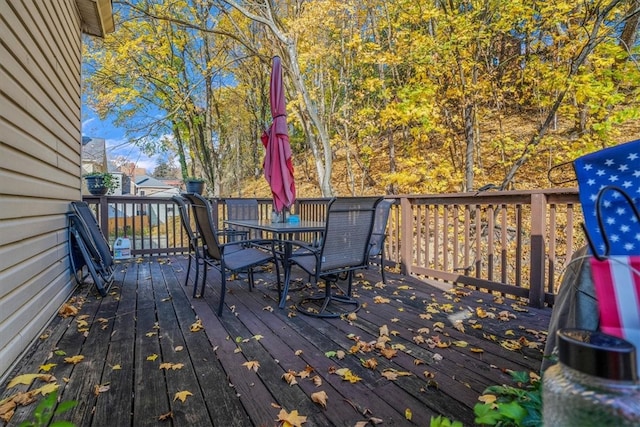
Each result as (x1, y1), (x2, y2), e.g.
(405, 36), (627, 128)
(1, 256), (551, 426)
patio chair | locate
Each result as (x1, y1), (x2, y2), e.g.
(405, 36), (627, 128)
(286, 197), (381, 317)
(67, 201), (115, 296)
(181, 193), (281, 316)
(225, 198), (259, 240)
(172, 195), (204, 289)
(369, 199), (393, 283)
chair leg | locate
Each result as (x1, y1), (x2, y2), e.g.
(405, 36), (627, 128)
(380, 249), (386, 284)
(185, 252), (192, 288)
(218, 269), (226, 316)
(248, 269), (254, 291)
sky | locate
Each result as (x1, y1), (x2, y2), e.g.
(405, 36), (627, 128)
(81, 106), (161, 174)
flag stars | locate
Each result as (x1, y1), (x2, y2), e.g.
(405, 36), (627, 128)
(634, 170), (640, 178)
(616, 207), (626, 215)
(606, 217), (616, 225)
(605, 159), (615, 166)
(623, 181), (632, 188)
(628, 153), (639, 161)
(583, 163), (593, 171)
(636, 233), (640, 241)
(619, 164), (629, 172)
(620, 224), (630, 233)
(596, 169), (606, 176)
(587, 179), (596, 186)
(608, 175), (619, 182)
(610, 234), (620, 242)
(624, 243), (635, 251)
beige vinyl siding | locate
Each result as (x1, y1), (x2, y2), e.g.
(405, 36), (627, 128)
(0, 0), (83, 379)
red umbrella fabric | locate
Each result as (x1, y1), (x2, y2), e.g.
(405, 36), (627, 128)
(262, 56), (295, 214)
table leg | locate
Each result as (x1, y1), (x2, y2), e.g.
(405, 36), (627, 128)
(278, 241), (293, 308)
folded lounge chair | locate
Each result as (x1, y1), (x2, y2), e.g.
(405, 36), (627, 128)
(68, 201), (115, 296)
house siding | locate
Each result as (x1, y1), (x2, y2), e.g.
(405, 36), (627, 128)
(0, 0), (84, 380)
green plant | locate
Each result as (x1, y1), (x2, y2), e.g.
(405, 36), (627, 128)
(430, 415), (463, 427)
(473, 371), (542, 427)
(18, 390), (77, 427)
(185, 176), (204, 182)
(83, 172), (117, 193)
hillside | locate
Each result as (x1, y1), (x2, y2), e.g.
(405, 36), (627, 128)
(238, 113), (640, 199)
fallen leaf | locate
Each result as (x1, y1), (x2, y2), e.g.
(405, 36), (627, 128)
(146, 332), (157, 337)
(381, 371), (398, 381)
(190, 319), (204, 332)
(311, 391), (328, 408)
(158, 411), (173, 421)
(0, 400), (16, 423)
(8, 374), (55, 388)
(312, 375), (322, 386)
(58, 303), (79, 318)
(253, 334), (264, 341)
(146, 354), (159, 361)
(173, 390), (193, 403)
(276, 409), (307, 427)
(112, 364), (122, 370)
(373, 296), (390, 304)
(405, 408), (412, 420)
(379, 325), (389, 336)
(380, 347), (397, 359)
(174, 346), (184, 352)
(294, 350), (303, 356)
(94, 384), (110, 396)
(39, 364), (57, 372)
(453, 341), (468, 347)
(362, 358), (378, 370)
(478, 394), (497, 404)
(282, 371), (298, 386)
(35, 383), (59, 396)
(470, 348), (485, 353)
(243, 360), (260, 372)
(64, 355), (85, 364)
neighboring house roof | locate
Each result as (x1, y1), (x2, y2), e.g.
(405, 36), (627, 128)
(135, 175), (173, 188)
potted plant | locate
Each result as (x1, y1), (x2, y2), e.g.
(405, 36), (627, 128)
(84, 172), (117, 196)
(185, 177), (205, 194)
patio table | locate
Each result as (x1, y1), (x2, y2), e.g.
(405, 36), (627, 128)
(224, 218), (325, 308)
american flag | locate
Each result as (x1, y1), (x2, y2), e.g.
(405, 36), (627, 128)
(573, 139), (640, 256)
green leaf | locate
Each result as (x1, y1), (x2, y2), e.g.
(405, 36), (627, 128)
(509, 371), (530, 384)
(498, 401), (527, 423)
(473, 403), (502, 425)
(54, 400), (78, 416)
(325, 351), (337, 358)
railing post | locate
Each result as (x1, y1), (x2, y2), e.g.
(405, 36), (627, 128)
(99, 196), (110, 242)
(529, 193), (546, 308)
(399, 196), (413, 276)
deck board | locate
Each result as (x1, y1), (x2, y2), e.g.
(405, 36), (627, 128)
(1, 256), (551, 427)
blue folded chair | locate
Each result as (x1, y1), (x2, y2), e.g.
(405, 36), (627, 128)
(68, 201), (115, 296)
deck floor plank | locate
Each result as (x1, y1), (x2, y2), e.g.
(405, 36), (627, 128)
(159, 258), (254, 427)
(211, 275), (414, 425)
(132, 261), (172, 426)
(92, 262), (138, 427)
(0, 256), (552, 427)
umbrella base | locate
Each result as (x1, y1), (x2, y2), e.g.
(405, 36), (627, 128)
(296, 292), (361, 318)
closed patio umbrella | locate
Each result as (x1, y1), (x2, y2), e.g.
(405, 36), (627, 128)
(262, 56), (295, 218)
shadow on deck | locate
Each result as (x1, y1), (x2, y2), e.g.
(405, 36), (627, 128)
(1, 256), (550, 426)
